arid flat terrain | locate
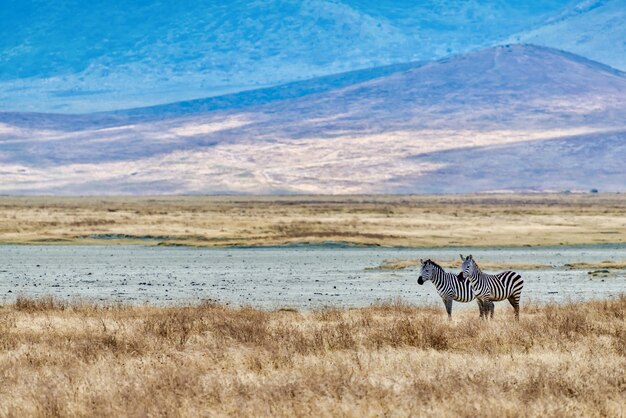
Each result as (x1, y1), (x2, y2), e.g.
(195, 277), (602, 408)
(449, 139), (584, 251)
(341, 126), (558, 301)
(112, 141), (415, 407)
(1, 194), (625, 247)
(0, 296), (623, 417)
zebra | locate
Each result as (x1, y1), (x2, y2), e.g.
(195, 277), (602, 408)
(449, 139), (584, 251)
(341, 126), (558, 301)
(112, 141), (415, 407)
(459, 254), (524, 320)
(418, 259), (485, 318)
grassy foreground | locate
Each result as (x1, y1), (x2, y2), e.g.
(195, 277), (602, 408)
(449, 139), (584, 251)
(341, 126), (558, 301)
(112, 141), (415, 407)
(1, 194), (626, 247)
(0, 297), (624, 417)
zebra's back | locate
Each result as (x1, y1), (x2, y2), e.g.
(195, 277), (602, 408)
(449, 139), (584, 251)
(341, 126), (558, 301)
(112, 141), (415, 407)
(485, 271), (524, 302)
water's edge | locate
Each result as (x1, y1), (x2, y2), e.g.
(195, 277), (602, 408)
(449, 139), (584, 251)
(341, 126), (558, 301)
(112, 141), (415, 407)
(0, 244), (624, 309)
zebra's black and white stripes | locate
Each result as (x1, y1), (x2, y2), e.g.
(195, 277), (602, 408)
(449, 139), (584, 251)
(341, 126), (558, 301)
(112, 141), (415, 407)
(459, 254), (524, 320)
(418, 259), (484, 318)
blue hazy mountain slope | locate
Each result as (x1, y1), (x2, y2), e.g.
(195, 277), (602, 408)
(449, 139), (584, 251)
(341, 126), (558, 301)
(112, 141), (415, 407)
(0, 61), (424, 131)
(1, 45), (625, 194)
(0, 0), (573, 113)
(510, 0), (626, 71)
(110, 61), (425, 119)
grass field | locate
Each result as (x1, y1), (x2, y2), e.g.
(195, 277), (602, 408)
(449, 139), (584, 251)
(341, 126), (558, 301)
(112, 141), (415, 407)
(2, 194), (624, 416)
(0, 296), (623, 417)
(1, 193), (625, 247)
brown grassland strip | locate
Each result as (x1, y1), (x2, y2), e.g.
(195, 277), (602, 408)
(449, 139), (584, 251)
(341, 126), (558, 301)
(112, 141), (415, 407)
(1, 194), (625, 247)
(564, 260), (626, 270)
(369, 258), (554, 271)
(0, 296), (624, 417)
(370, 258), (626, 271)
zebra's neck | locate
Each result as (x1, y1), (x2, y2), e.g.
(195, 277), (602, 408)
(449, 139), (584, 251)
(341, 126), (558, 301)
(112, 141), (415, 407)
(468, 264), (485, 285)
(430, 267), (449, 289)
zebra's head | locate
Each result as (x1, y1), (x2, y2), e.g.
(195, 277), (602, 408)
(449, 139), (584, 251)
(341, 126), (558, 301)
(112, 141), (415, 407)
(418, 259), (435, 285)
(459, 254), (477, 281)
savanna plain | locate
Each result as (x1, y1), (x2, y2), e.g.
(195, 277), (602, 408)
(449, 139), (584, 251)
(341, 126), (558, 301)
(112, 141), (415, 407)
(0, 297), (624, 417)
(1, 193), (626, 247)
(1, 194), (625, 417)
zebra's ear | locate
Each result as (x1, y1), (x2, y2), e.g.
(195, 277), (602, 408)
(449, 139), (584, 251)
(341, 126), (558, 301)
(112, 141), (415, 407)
(420, 258), (424, 264)
(469, 254), (473, 259)
(459, 254), (464, 261)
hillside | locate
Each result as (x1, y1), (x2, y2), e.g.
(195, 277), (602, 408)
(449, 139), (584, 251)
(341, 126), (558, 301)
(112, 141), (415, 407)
(0, 1), (573, 113)
(510, 0), (626, 72)
(1, 45), (625, 194)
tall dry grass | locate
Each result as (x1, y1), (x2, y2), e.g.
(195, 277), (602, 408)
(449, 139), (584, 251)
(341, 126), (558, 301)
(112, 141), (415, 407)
(0, 296), (624, 417)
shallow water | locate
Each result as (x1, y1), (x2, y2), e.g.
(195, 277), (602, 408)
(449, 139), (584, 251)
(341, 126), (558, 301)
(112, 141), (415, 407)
(0, 244), (624, 309)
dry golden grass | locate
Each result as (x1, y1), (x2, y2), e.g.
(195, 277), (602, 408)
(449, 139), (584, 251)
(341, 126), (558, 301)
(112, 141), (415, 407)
(0, 296), (624, 417)
(371, 258), (626, 271)
(564, 260), (626, 270)
(370, 258), (552, 271)
(1, 194), (626, 248)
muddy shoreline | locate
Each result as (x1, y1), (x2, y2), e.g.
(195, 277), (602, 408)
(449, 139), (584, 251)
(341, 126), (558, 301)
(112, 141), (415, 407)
(1, 244), (624, 308)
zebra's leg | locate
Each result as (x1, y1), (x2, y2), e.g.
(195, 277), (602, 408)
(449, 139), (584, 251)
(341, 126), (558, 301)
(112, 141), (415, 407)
(444, 298), (453, 319)
(508, 294), (520, 321)
(477, 299), (484, 318)
(485, 300), (494, 320)
(479, 299), (491, 320)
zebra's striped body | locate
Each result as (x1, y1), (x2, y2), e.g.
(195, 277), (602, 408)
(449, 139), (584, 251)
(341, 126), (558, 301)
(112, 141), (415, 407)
(418, 259), (484, 318)
(460, 254), (524, 320)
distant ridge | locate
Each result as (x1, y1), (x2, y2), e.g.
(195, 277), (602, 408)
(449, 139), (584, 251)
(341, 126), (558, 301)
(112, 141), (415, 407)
(1, 45), (625, 195)
(0, 0), (581, 113)
(510, 0), (626, 72)
(0, 61), (423, 130)
(110, 61), (425, 119)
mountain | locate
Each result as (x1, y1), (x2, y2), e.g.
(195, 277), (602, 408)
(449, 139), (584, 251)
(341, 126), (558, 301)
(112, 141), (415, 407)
(0, 60), (426, 131)
(1, 45), (625, 194)
(0, 0), (574, 113)
(509, 0), (626, 72)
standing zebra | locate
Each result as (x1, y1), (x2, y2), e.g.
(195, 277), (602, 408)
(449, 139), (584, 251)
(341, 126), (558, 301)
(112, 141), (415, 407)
(459, 254), (524, 320)
(418, 259), (484, 318)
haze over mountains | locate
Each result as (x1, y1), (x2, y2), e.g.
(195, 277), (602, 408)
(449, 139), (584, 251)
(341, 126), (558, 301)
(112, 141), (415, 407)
(1, 0), (625, 194)
(2, 45), (625, 194)
(509, 0), (626, 72)
(3, 0), (625, 113)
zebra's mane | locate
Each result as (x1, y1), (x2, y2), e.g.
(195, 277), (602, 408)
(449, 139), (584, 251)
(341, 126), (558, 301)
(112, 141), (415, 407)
(424, 259), (446, 272)
(469, 257), (483, 274)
